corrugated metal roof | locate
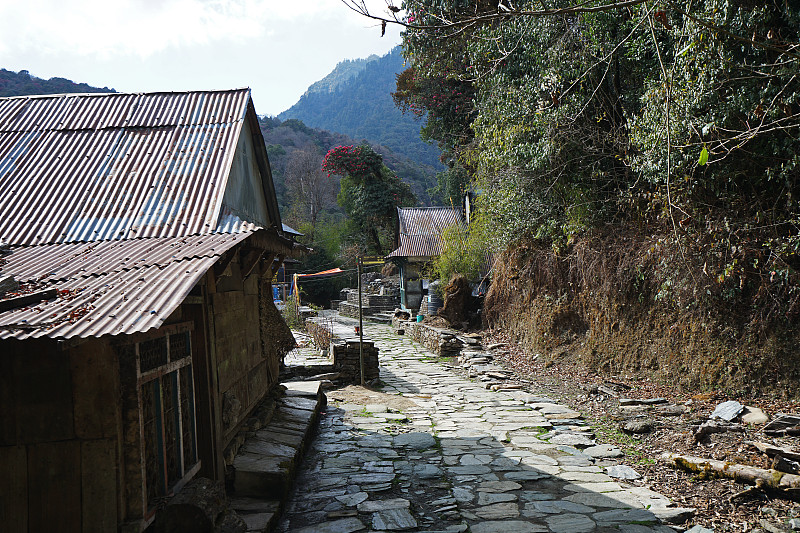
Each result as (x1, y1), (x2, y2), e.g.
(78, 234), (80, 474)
(0, 89), (251, 246)
(397, 207), (463, 237)
(387, 207), (464, 258)
(0, 233), (250, 339)
(0, 89), (291, 341)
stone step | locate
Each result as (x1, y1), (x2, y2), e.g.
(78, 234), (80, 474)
(230, 498), (281, 533)
(232, 381), (325, 503)
(367, 312), (395, 324)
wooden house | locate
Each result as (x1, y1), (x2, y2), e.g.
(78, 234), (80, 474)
(386, 207), (464, 312)
(0, 89), (301, 532)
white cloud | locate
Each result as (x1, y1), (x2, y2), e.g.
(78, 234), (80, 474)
(0, 0), (404, 116)
(0, 0), (316, 58)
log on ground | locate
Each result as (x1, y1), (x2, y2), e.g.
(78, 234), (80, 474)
(660, 452), (800, 490)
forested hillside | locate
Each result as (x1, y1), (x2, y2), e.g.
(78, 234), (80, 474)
(279, 48), (443, 171)
(259, 116), (432, 304)
(260, 116), (437, 209)
(302, 55), (381, 95)
(0, 69), (114, 96)
(366, 0), (800, 396)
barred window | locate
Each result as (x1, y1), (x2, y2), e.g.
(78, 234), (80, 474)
(132, 326), (198, 513)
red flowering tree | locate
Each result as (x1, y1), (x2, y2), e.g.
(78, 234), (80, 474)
(322, 144), (416, 255)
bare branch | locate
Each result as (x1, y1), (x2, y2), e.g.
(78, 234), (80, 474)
(342, 0), (653, 31)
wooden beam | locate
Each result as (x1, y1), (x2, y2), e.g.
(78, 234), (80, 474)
(0, 288), (58, 313)
(257, 254), (278, 279)
(241, 250), (264, 280)
(213, 250), (237, 279)
(202, 276), (225, 480)
(263, 254), (285, 280)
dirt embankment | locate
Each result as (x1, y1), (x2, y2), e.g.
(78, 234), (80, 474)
(482, 228), (800, 399)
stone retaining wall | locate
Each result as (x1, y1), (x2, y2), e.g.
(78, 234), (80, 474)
(331, 339), (379, 383)
(392, 318), (464, 356)
(338, 301), (374, 318)
(222, 390), (281, 467)
(344, 290), (399, 309)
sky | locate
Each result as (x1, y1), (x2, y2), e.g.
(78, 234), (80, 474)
(0, 0), (402, 116)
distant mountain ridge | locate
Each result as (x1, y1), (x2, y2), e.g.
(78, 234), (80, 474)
(279, 48), (442, 170)
(303, 55), (380, 96)
(0, 69), (115, 97)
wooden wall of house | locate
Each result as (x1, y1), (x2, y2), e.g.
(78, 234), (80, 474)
(210, 252), (280, 446)
(0, 338), (123, 533)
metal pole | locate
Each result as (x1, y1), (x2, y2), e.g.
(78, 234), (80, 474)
(358, 256), (365, 386)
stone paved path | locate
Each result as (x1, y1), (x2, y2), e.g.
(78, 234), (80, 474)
(276, 322), (684, 533)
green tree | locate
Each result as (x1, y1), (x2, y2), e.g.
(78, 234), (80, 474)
(430, 212), (491, 288)
(322, 144), (417, 254)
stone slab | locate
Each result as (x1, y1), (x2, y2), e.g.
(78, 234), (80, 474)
(470, 521), (547, 533)
(293, 517), (366, 533)
(394, 432), (436, 450)
(371, 508), (418, 530)
(357, 498), (410, 512)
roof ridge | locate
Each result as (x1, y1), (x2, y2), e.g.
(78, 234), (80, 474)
(0, 87), (251, 101)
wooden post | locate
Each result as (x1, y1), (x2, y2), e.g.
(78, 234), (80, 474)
(358, 257), (364, 386)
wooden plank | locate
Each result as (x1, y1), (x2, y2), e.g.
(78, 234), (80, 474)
(0, 288), (58, 313)
(117, 343), (146, 520)
(203, 277), (226, 481)
(81, 440), (118, 533)
(70, 341), (120, 439)
(17, 341), (74, 443)
(117, 320), (194, 346)
(28, 441), (81, 533)
(186, 294), (219, 481)
(0, 348), (17, 445)
(0, 445), (27, 531)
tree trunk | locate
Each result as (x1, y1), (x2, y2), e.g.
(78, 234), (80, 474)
(661, 452), (800, 490)
(370, 225), (383, 255)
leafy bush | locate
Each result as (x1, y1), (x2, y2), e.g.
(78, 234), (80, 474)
(430, 213), (491, 288)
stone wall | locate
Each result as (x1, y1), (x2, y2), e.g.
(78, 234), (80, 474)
(222, 388), (281, 467)
(338, 290), (399, 318)
(345, 291), (398, 309)
(392, 318), (464, 357)
(331, 340), (379, 383)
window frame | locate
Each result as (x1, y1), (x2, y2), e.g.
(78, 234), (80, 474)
(129, 321), (200, 517)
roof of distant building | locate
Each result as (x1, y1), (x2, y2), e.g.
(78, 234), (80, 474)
(387, 206), (464, 259)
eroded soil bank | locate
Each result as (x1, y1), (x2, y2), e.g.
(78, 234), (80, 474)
(482, 229), (800, 400)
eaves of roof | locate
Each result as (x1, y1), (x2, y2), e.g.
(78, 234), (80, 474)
(0, 232), (251, 340)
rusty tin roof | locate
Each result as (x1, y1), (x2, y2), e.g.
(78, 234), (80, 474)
(0, 89), (283, 340)
(0, 89), (254, 246)
(0, 233), (251, 339)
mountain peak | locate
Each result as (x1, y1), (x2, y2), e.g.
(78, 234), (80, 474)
(279, 48), (442, 170)
(303, 54), (382, 97)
